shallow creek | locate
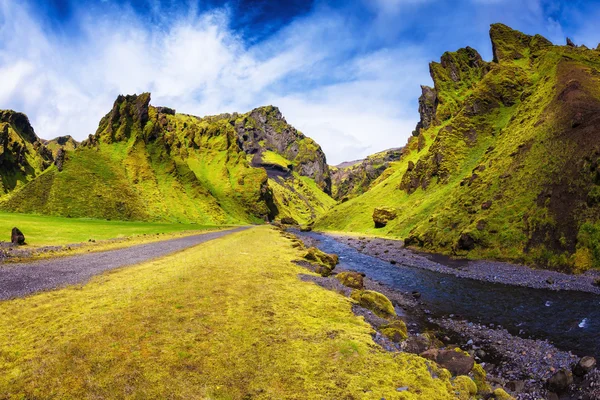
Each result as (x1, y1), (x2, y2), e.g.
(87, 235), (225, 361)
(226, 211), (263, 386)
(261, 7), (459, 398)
(295, 230), (600, 359)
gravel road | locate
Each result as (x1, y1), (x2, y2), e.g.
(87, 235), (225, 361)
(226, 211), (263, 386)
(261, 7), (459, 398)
(0, 227), (248, 300)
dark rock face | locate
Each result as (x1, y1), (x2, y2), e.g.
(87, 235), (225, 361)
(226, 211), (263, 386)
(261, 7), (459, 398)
(373, 207), (398, 228)
(236, 106), (332, 194)
(413, 86), (438, 136)
(0, 110), (38, 143)
(566, 37), (576, 47)
(11, 227), (25, 245)
(54, 148), (65, 172)
(155, 107), (176, 115)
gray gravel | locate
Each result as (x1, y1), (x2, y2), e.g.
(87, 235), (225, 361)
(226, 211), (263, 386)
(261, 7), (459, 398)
(0, 227), (247, 300)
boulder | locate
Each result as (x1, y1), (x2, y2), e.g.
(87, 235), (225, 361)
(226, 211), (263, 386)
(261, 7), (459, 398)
(453, 376), (477, 397)
(11, 227), (25, 245)
(403, 335), (430, 354)
(420, 349), (474, 376)
(380, 319), (408, 342)
(505, 380), (524, 393)
(547, 369), (573, 393)
(373, 207), (398, 228)
(350, 290), (396, 318)
(335, 271), (364, 289)
(492, 388), (514, 399)
(573, 356), (596, 377)
(280, 216), (298, 225)
(304, 247), (338, 277)
(457, 232), (476, 251)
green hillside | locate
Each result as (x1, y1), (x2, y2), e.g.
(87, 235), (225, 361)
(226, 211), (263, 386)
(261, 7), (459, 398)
(316, 23), (600, 272)
(0, 95), (334, 224)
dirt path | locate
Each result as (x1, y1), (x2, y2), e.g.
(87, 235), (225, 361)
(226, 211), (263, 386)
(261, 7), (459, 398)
(0, 227), (249, 300)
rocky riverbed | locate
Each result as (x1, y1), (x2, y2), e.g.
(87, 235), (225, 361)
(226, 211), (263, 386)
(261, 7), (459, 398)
(291, 229), (600, 400)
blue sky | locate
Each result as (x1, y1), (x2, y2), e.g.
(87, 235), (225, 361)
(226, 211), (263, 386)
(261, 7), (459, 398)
(1, 0), (600, 164)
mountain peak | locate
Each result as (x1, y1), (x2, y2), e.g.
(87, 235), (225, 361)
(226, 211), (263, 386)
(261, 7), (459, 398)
(489, 23), (552, 63)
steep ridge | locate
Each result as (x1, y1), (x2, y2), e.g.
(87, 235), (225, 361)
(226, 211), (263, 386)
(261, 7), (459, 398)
(0, 111), (53, 195)
(316, 23), (600, 272)
(0, 95), (334, 224)
(330, 148), (403, 201)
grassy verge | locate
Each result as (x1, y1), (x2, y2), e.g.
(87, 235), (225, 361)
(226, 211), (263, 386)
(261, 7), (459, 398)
(0, 211), (227, 246)
(0, 226), (456, 399)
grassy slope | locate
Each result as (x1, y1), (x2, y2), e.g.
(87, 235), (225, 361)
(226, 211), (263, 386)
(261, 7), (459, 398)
(0, 211), (220, 246)
(0, 227), (457, 399)
(317, 29), (600, 271)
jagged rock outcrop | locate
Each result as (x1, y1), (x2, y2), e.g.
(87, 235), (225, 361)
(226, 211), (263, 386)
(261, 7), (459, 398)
(0, 110), (53, 194)
(331, 148), (402, 200)
(235, 106), (331, 194)
(412, 86), (438, 136)
(43, 135), (79, 157)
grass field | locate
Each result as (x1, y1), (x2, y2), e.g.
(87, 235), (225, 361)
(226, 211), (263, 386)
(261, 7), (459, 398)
(0, 226), (457, 399)
(0, 212), (227, 246)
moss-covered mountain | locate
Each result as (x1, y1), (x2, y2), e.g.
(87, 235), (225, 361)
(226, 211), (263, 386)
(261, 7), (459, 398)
(0, 95), (334, 224)
(330, 148), (403, 201)
(0, 110), (53, 195)
(42, 135), (79, 156)
(317, 23), (600, 272)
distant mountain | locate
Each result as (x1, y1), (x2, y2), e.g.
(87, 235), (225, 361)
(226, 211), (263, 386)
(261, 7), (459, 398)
(0, 94), (334, 224)
(330, 148), (403, 201)
(316, 23), (600, 272)
(42, 135), (79, 156)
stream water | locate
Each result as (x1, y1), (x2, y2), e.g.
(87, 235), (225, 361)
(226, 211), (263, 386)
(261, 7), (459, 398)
(296, 231), (600, 359)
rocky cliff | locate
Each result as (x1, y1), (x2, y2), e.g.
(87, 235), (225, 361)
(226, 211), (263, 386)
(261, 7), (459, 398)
(317, 23), (600, 272)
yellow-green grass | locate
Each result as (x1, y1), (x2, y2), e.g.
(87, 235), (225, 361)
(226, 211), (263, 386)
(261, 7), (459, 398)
(0, 226), (456, 399)
(0, 211), (224, 247)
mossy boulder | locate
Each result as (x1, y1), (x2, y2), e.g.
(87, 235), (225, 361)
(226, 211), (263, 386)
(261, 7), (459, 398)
(380, 319), (408, 342)
(335, 271), (364, 289)
(492, 388), (514, 400)
(304, 247), (339, 277)
(350, 290), (396, 318)
(453, 376), (477, 399)
(471, 363), (491, 394)
(373, 207), (398, 228)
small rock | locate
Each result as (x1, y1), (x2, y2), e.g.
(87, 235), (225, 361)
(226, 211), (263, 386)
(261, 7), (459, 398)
(411, 291), (421, 299)
(505, 380), (525, 393)
(573, 356), (596, 377)
(396, 386), (408, 392)
(547, 369), (573, 393)
(11, 227), (25, 246)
